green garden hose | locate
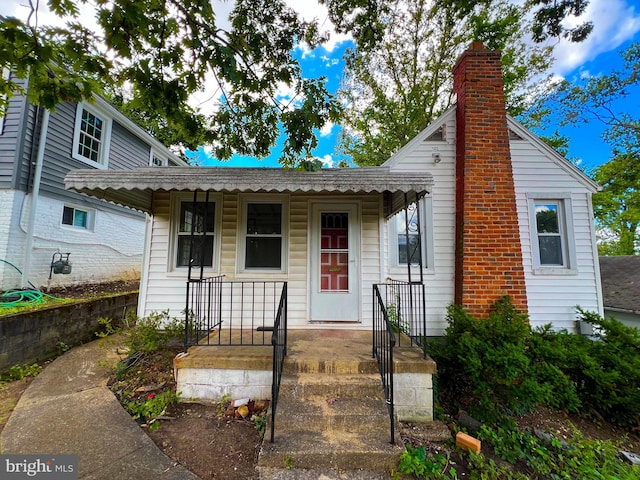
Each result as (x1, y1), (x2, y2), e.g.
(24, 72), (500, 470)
(0, 258), (61, 308)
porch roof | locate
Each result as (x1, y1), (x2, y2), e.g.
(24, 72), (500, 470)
(64, 167), (432, 215)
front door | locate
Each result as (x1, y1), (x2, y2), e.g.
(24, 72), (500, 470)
(310, 203), (360, 322)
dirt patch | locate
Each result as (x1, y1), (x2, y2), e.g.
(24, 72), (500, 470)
(44, 279), (140, 299)
(0, 378), (33, 435)
(148, 402), (262, 480)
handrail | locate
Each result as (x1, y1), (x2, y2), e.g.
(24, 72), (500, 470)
(270, 283), (288, 442)
(184, 278), (285, 348)
(373, 284), (396, 444)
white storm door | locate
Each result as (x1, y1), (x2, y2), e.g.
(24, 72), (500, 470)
(310, 203), (360, 322)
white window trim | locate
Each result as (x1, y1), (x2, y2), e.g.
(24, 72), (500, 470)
(237, 194), (289, 275)
(150, 149), (168, 166)
(61, 204), (95, 231)
(0, 68), (10, 135)
(388, 196), (435, 274)
(169, 192), (222, 273)
(527, 192), (578, 275)
(72, 102), (112, 169)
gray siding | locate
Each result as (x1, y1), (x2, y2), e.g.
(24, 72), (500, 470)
(0, 77), (37, 191)
(38, 102), (151, 217)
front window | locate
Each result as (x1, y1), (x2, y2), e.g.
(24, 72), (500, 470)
(245, 203), (282, 269)
(176, 201), (215, 268)
(389, 198), (433, 270)
(72, 103), (112, 168)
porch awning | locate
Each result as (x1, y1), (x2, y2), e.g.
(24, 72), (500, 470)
(64, 167), (432, 215)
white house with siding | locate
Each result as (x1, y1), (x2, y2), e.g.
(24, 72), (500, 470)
(0, 73), (187, 290)
(64, 43), (603, 335)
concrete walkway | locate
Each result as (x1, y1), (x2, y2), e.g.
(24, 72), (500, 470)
(0, 337), (199, 480)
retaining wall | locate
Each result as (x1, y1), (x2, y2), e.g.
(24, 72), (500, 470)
(0, 292), (138, 372)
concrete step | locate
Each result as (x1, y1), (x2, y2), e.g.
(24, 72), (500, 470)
(275, 395), (391, 432)
(279, 373), (384, 400)
(283, 356), (379, 375)
(257, 466), (392, 479)
(258, 427), (402, 472)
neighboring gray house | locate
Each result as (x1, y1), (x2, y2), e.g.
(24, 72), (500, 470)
(599, 255), (640, 329)
(0, 72), (187, 290)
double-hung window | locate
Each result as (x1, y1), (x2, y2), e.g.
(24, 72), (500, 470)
(72, 103), (112, 169)
(240, 197), (287, 271)
(389, 197), (433, 270)
(150, 150), (167, 166)
(528, 193), (577, 273)
(175, 199), (216, 268)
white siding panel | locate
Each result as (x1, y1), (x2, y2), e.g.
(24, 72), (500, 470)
(512, 140), (602, 331)
(387, 113), (457, 336)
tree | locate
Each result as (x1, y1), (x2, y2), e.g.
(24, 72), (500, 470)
(335, 0), (554, 166)
(0, 0), (340, 165)
(592, 153), (640, 256)
(552, 42), (640, 156)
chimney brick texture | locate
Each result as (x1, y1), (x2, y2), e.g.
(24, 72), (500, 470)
(452, 43), (528, 318)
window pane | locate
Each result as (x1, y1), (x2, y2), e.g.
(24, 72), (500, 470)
(73, 209), (87, 227)
(177, 236), (213, 267)
(247, 204), (281, 234)
(539, 236), (563, 265)
(180, 202), (215, 233)
(398, 234), (421, 264)
(395, 208), (422, 265)
(62, 206), (74, 225)
(535, 204), (559, 233)
(245, 237), (282, 268)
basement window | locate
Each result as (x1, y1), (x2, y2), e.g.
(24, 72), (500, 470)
(62, 205), (93, 230)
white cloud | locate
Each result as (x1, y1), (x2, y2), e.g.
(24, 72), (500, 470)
(319, 121), (334, 137)
(552, 0), (640, 76)
(316, 154), (334, 168)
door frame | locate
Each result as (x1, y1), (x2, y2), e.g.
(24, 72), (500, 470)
(308, 201), (362, 323)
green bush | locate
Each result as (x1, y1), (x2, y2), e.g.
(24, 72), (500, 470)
(429, 297), (640, 428)
(126, 310), (184, 354)
(429, 297), (556, 420)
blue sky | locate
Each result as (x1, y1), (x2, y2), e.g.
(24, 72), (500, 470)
(3, 0), (637, 170)
(187, 0), (640, 171)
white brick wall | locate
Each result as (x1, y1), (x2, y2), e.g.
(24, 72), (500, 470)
(0, 190), (28, 289)
(1, 193), (147, 288)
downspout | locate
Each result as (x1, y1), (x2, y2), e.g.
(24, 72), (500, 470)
(21, 108), (50, 288)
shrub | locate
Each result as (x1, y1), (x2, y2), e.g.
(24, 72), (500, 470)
(126, 310), (183, 354)
(430, 297), (640, 429)
(429, 297), (557, 420)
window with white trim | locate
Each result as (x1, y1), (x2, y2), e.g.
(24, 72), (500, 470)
(528, 194), (577, 272)
(389, 197), (434, 270)
(174, 199), (217, 268)
(150, 150), (167, 166)
(239, 197), (288, 271)
(62, 205), (94, 230)
(72, 103), (112, 168)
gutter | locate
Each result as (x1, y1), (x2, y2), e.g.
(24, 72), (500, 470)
(21, 108), (50, 288)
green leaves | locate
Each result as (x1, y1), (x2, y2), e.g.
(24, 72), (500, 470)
(1, 0), (339, 166)
(336, 0), (553, 166)
(592, 152), (640, 255)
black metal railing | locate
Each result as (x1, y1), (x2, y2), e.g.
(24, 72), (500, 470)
(373, 284), (396, 444)
(185, 278), (287, 348)
(375, 279), (427, 358)
(270, 283), (288, 443)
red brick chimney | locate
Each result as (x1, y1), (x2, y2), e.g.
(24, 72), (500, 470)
(452, 42), (528, 317)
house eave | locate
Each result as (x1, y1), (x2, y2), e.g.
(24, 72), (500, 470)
(64, 167), (433, 214)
